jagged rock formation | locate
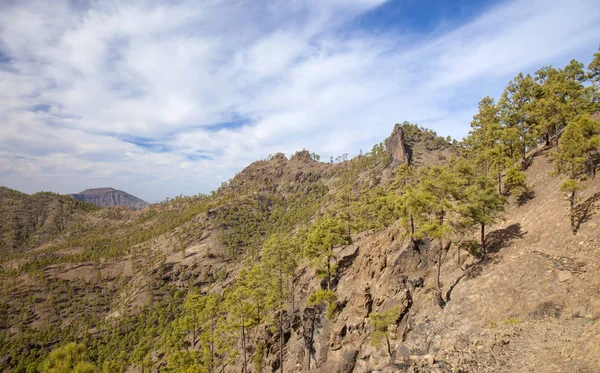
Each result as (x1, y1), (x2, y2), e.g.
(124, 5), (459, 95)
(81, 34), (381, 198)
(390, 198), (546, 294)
(386, 123), (411, 164)
(69, 187), (148, 210)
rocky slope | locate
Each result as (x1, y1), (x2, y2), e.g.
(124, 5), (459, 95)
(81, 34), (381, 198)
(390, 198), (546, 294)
(270, 145), (600, 373)
(69, 187), (149, 210)
(0, 123), (598, 373)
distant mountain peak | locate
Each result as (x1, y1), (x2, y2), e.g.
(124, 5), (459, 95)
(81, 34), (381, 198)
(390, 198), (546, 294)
(69, 188), (148, 210)
(80, 187), (116, 193)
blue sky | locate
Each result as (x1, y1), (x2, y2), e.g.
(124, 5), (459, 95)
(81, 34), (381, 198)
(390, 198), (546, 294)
(0, 0), (599, 202)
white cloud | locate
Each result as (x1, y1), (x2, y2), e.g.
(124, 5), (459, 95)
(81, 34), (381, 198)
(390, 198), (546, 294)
(0, 0), (599, 201)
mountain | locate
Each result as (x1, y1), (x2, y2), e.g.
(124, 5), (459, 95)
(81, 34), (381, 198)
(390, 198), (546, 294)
(68, 187), (149, 210)
(1, 92), (600, 373)
(2, 120), (597, 373)
(0, 187), (99, 255)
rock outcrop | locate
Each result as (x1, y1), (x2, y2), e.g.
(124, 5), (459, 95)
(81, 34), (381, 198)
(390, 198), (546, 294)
(386, 123), (411, 164)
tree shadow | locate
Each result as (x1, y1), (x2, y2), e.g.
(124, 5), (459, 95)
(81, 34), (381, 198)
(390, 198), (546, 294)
(573, 192), (600, 234)
(460, 224), (526, 282)
(485, 223), (526, 255)
(445, 272), (466, 304)
(517, 189), (535, 206)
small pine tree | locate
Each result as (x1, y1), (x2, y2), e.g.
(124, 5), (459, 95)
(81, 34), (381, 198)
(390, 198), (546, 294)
(458, 176), (506, 257)
(39, 343), (98, 373)
(369, 308), (399, 356)
(504, 167), (528, 197)
(304, 217), (350, 290)
(253, 342), (265, 373)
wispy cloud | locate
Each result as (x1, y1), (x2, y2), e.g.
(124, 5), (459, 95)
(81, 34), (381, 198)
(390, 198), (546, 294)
(0, 0), (599, 201)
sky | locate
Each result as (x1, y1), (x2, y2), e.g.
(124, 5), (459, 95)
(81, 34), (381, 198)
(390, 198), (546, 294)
(0, 0), (599, 202)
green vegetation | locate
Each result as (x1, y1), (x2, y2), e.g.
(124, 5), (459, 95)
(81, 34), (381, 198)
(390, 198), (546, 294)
(552, 113), (600, 234)
(308, 290), (338, 320)
(369, 308), (400, 356)
(304, 217), (351, 290)
(1, 47), (599, 372)
(39, 343), (97, 373)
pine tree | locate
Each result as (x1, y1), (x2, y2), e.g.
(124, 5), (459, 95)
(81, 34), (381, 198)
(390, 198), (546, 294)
(552, 113), (600, 234)
(417, 166), (458, 308)
(390, 163), (416, 191)
(261, 233), (299, 373)
(468, 96), (502, 176)
(39, 343), (98, 373)
(369, 308), (399, 356)
(224, 269), (258, 373)
(335, 184), (356, 237)
(500, 73), (538, 169)
(588, 46), (600, 107)
(504, 167), (528, 197)
(197, 293), (223, 372)
(308, 289), (338, 320)
(457, 175), (505, 257)
(304, 217), (350, 291)
(533, 61), (588, 146)
(396, 185), (428, 249)
(182, 288), (204, 348)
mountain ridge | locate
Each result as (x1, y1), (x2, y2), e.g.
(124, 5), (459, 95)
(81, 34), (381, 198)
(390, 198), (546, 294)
(68, 187), (149, 210)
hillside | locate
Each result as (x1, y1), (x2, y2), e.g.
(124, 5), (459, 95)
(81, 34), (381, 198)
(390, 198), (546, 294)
(277, 145), (600, 373)
(1, 120), (598, 372)
(0, 187), (100, 255)
(1, 50), (600, 372)
(68, 188), (149, 210)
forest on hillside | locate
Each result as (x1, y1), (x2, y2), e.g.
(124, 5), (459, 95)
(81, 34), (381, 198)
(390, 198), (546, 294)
(1, 48), (599, 373)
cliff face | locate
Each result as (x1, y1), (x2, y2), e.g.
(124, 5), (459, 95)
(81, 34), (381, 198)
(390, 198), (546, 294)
(69, 187), (149, 210)
(386, 123), (411, 165)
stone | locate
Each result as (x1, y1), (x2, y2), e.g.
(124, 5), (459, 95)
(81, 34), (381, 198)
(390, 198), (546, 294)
(557, 271), (572, 283)
(423, 354), (436, 365)
(572, 306), (587, 318)
(590, 300), (600, 319)
(386, 123), (410, 164)
(337, 349), (359, 373)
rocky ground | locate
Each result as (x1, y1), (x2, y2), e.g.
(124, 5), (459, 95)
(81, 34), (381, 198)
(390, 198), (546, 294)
(265, 147), (600, 373)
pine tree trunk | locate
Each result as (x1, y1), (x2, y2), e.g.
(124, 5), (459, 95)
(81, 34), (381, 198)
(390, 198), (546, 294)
(521, 125), (527, 170)
(386, 334), (391, 357)
(307, 315), (315, 371)
(484, 159), (489, 177)
(192, 313), (197, 348)
(570, 190), (576, 235)
(210, 321), (215, 372)
(410, 215), (415, 248)
(498, 173), (502, 195)
(279, 310), (284, 373)
(327, 253), (331, 291)
(242, 312), (247, 373)
(481, 223), (486, 258)
(435, 241), (445, 308)
(292, 278), (295, 313)
(279, 266), (284, 373)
